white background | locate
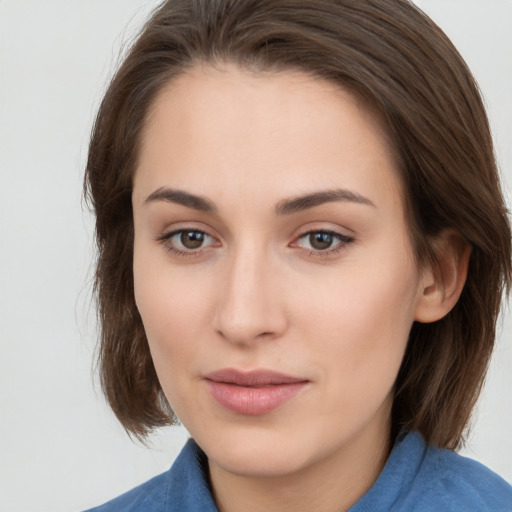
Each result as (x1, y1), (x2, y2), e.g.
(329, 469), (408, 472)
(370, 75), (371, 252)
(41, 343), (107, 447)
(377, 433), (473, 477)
(0, 1), (510, 511)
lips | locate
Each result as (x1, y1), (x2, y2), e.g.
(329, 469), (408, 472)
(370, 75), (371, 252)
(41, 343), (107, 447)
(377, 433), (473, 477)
(204, 369), (309, 415)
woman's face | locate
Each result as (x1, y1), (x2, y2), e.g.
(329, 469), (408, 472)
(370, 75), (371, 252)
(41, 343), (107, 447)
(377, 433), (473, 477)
(132, 64), (427, 478)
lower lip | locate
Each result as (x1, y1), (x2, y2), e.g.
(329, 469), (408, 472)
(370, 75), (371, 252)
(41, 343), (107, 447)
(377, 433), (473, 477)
(205, 380), (308, 415)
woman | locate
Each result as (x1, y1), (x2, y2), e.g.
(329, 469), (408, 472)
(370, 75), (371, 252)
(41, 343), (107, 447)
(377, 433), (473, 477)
(84, 0), (512, 510)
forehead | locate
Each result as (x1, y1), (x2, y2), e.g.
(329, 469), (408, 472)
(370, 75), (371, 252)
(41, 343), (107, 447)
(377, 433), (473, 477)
(134, 64), (403, 214)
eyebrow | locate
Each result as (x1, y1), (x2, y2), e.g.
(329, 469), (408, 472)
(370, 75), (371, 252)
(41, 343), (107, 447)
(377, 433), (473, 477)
(145, 187), (217, 213)
(275, 189), (375, 215)
(144, 186), (375, 215)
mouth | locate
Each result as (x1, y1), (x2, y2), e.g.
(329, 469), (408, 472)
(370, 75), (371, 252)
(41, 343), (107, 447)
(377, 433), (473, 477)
(203, 368), (310, 415)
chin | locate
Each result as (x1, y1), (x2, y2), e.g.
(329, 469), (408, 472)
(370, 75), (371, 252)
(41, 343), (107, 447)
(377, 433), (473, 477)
(208, 442), (311, 478)
(194, 423), (333, 479)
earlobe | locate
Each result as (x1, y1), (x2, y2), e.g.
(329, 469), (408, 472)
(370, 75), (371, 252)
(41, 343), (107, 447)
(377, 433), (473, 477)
(414, 230), (471, 323)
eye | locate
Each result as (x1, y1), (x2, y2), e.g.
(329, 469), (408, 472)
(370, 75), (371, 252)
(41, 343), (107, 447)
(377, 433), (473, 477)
(175, 230), (208, 249)
(294, 230), (354, 254)
(157, 229), (217, 255)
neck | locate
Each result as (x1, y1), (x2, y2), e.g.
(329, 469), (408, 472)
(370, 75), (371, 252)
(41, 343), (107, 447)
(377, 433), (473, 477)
(208, 413), (391, 512)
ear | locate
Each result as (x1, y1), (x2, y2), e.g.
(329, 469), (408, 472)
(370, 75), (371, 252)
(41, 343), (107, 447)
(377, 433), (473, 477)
(414, 230), (471, 323)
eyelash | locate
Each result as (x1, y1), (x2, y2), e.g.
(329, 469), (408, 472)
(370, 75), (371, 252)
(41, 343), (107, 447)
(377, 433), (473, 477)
(156, 229), (216, 257)
(156, 228), (354, 258)
(294, 230), (354, 257)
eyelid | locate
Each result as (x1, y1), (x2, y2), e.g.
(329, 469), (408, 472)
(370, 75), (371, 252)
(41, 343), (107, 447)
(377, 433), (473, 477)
(290, 228), (355, 256)
(292, 223), (354, 242)
(155, 223), (354, 258)
(155, 220), (219, 243)
(156, 226), (221, 256)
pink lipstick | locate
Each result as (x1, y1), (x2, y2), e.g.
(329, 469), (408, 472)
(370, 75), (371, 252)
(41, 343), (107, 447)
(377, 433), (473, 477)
(204, 369), (309, 415)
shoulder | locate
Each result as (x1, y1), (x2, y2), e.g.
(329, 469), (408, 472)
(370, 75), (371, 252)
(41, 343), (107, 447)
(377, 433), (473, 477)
(351, 431), (512, 512)
(83, 470), (169, 512)
(83, 439), (218, 512)
(412, 443), (512, 512)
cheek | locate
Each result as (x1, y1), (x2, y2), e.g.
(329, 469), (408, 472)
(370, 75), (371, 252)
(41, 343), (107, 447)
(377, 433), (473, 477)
(133, 249), (210, 368)
(133, 260), (212, 420)
(296, 250), (419, 392)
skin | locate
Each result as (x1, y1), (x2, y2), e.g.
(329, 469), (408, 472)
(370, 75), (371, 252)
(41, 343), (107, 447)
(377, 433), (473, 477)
(132, 64), (463, 512)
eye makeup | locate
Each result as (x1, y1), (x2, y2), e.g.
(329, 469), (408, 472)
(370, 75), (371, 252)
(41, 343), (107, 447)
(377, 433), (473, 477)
(156, 226), (355, 260)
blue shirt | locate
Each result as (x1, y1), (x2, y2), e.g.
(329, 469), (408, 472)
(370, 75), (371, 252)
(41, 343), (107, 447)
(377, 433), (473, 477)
(85, 431), (512, 511)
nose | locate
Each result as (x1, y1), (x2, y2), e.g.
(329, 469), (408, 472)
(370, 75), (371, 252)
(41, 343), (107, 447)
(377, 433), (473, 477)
(212, 244), (288, 346)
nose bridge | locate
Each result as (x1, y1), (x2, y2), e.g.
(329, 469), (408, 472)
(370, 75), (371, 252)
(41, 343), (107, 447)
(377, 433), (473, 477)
(214, 239), (286, 344)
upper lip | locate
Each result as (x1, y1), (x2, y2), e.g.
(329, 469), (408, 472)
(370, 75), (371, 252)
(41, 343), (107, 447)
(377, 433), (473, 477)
(204, 368), (309, 387)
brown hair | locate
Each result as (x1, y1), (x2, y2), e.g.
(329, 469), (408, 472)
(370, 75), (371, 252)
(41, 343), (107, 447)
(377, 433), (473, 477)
(85, 0), (511, 448)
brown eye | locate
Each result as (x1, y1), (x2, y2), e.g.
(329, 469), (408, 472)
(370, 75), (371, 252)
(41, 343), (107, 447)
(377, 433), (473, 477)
(180, 231), (206, 249)
(158, 229), (216, 255)
(294, 230), (354, 255)
(309, 232), (334, 250)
